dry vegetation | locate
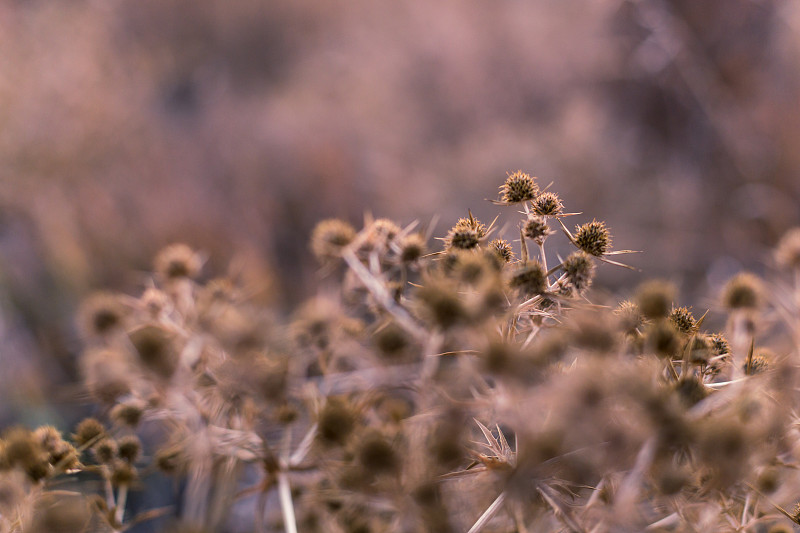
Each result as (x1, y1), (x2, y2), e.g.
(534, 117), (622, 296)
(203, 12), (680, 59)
(3, 172), (800, 532)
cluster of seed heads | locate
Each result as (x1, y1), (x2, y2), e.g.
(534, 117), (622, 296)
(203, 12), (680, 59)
(3, 169), (800, 533)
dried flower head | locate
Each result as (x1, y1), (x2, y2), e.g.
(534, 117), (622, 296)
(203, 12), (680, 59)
(509, 260), (547, 297)
(118, 436), (141, 463)
(93, 438), (117, 464)
(77, 292), (127, 339)
(374, 323), (410, 358)
(646, 320), (680, 358)
(562, 251), (595, 293)
(708, 333), (730, 356)
(745, 349), (772, 375)
(499, 170), (539, 203)
(775, 227), (800, 270)
(398, 233), (426, 262)
(415, 279), (467, 329)
(72, 418), (105, 447)
(311, 218), (356, 260)
(445, 214), (486, 251)
(129, 324), (179, 379)
(357, 431), (398, 474)
(110, 401), (145, 427)
(532, 192), (564, 216)
(488, 238), (514, 263)
(615, 300), (644, 334)
(523, 216), (552, 244)
(80, 348), (131, 404)
(318, 398), (357, 446)
(636, 280), (676, 319)
(574, 220), (611, 256)
(110, 459), (137, 485)
(722, 272), (763, 309)
(154, 243), (202, 280)
(1, 428), (47, 479)
(669, 306), (697, 334)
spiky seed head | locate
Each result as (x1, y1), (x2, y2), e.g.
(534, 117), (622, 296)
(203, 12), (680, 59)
(523, 216), (551, 244)
(2, 428), (44, 471)
(80, 348), (131, 404)
(93, 438), (117, 464)
(110, 459), (137, 486)
(615, 300), (644, 334)
(446, 216), (485, 251)
(674, 375), (708, 407)
(357, 431), (398, 474)
(646, 320), (680, 358)
(318, 398), (357, 446)
(722, 272), (762, 309)
(369, 218), (401, 243)
(532, 192), (564, 216)
(117, 436), (141, 463)
(745, 349), (772, 375)
(374, 323), (409, 357)
(776, 227), (800, 270)
(574, 220), (611, 256)
(562, 251), (595, 293)
(110, 402), (145, 427)
(72, 418), (105, 447)
(446, 227), (480, 250)
(399, 233), (426, 262)
(509, 260), (547, 297)
(757, 467), (779, 494)
(454, 252), (492, 284)
(488, 238), (513, 263)
(415, 280), (467, 329)
(129, 324), (179, 379)
(669, 306), (697, 334)
(708, 333), (730, 356)
(76, 292), (127, 339)
(154, 243), (201, 280)
(454, 214), (487, 237)
(499, 170), (539, 203)
(310, 218), (356, 260)
(635, 280), (676, 319)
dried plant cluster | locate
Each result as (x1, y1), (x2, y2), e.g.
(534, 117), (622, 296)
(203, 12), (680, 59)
(3, 172), (800, 533)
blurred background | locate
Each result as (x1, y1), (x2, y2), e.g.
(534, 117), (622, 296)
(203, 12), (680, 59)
(1, 0), (799, 425)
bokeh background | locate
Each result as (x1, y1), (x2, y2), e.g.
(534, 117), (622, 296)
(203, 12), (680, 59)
(1, 0), (799, 429)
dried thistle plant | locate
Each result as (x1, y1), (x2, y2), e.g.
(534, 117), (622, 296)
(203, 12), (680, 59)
(2, 175), (800, 533)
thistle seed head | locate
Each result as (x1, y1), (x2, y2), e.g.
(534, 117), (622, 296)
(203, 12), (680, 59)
(72, 418), (105, 447)
(636, 280), (676, 319)
(523, 216), (551, 244)
(398, 233), (426, 262)
(562, 251), (595, 293)
(154, 243), (202, 280)
(532, 192), (564, 216)
(77, 292), (127, 339)
(722, 272), (763, 310)
(129, 324), (179, 379)
(499, 170), (539, 203)
(574, 220), (611, 256)
(669, 306), (697, 335)
(311, 218), (356, 260)
(488, 238), (514, 263)
(509, 260), (547, 297)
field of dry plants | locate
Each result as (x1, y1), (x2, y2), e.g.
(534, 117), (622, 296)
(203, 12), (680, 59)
(3, 171), (800, 532)
(3, 0), (800, 532)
